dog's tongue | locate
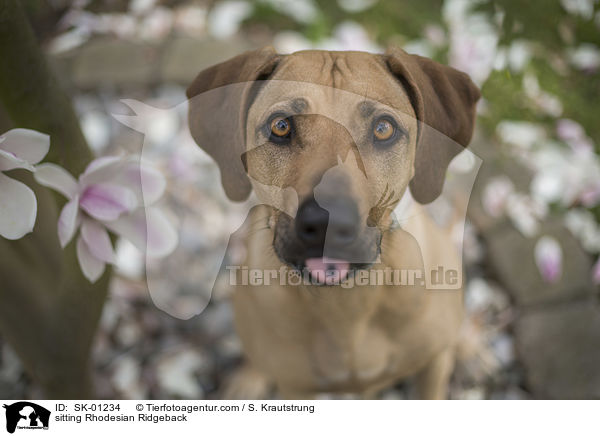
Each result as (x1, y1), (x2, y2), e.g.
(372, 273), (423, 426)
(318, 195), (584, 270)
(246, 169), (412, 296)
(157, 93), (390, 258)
(305, 257), (350, 285)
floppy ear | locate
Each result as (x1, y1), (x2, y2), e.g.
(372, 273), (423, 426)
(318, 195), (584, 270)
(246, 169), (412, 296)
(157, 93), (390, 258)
(186, 47), (280, 201)
(384, 47), (481, 204)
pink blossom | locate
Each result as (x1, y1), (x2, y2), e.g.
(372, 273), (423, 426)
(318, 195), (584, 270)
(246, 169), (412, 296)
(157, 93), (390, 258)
(592, 258), (600, 285)
(534, 236), (563, 283)
(482, 176), (514, 218)
(556, 119), (594, 154)
(35, 156), (177, 283)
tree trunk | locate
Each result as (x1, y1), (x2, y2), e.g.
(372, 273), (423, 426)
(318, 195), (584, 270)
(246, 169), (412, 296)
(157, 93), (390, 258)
(0, 0), (109, 399)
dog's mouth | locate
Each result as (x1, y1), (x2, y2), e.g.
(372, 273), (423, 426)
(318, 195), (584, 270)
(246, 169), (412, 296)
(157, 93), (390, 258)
(294, 257), (376, 286)
(304, 257), (350, 285)
(273, 229), (382, 286)
(272, 205), (382, 286)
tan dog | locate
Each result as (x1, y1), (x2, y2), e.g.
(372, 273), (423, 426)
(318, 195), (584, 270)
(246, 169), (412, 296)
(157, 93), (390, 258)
(187, 47), (480, 399)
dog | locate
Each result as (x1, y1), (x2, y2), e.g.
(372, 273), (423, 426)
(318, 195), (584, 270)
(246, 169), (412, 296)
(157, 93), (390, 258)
(186, 47), (480, 399)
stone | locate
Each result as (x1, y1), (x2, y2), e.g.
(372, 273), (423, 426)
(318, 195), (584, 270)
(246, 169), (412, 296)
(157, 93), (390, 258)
(72, 38), (160, 89)
(161, 37), (256, 84)
(156, 349), (207, 399)
(515, 299), (600, 399)
(485, 219), (593, 306)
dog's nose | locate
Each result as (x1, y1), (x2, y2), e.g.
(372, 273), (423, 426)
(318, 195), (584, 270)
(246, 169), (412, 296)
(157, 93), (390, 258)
(295, 198), (359, 248)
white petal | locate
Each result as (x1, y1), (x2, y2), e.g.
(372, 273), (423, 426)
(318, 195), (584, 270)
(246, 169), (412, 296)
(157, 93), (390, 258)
(80, 183), (138, 221)
(34, 163), (79, 199)
(84, 155), (122, 174)
(79, 156), (125, 187)
(534, 236), (562, 283)
(482, 176), (514, 218)
(85, 158), (166, 206)
(0, 149), (35, 172)
(81, 219), (114, 263)
(79, 157), (166, 206)
(104, 209), (150, 253)
(58, 197), (80, 247)
(0, 172), (37, 240)
(120, 161), (166, 206)
(0, 128), (50, 164)
(593, 258), (600, 285)
(76, 234), (106, 283)
(106, 207), (178, 257)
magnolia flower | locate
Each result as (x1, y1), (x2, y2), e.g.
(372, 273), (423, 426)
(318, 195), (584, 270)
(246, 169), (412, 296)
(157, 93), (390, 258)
(564, 208), (600, 253)
(34, 156), (177, 283)
(534, 236), (563, 283)
(556, 119), (593, 153)
(445, 8), (498, 85)
(496, 121), (546, 150)
(266, 0), (318, 25)
(568, 43), (600, 72)
(0, 129), (50, 240)
(561, 0), (596, 20)
(173, 5), (207, 38)
(273, 31), (312, 54)
(207, 1), (252, 39)
(529, 141), (600, 208)
(423, 24), (446, 48)
(507, 193), (546, 237)
(482, 176), (514, 218)
(138, 7), (174, 42)
(522, 73), (563, 117)
(592, 258), (600, 285)
(338, 0), (378, 14)
(323, 22), (382, 52)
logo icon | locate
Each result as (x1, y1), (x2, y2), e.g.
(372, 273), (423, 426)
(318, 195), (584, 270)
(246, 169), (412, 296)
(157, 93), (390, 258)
(2, 402), (50, 433)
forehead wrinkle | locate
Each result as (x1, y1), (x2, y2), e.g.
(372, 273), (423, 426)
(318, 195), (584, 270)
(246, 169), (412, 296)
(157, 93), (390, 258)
(273, 52), (410, 103)
(277, 52), (335, 84)
(358, 101), (376, 118)
(331, 56), (350, 88)
(291, 98), (308, 113)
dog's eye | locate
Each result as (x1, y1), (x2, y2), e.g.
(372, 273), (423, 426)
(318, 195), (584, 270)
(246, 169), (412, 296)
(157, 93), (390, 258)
(373, 118), (395, 142)
(270, 116), (292, 139)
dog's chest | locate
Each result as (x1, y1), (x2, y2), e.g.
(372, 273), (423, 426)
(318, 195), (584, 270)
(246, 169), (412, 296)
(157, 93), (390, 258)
(297, 288), (418, 389)
(310, 321), (394, 387)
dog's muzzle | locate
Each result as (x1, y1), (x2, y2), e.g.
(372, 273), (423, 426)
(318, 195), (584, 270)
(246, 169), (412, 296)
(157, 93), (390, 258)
(274, 195), (380, 285)
(295, 197), (358, 284)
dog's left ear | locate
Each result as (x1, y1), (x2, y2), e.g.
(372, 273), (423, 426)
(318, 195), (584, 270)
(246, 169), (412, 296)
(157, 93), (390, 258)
(384, 47), (481, 204)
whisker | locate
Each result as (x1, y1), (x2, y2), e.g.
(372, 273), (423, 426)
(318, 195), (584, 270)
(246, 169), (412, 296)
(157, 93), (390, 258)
(379, 185), (389, 204)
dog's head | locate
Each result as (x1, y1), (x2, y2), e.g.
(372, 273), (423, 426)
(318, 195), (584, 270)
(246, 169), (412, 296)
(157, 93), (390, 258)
(187, 47), (480, 284)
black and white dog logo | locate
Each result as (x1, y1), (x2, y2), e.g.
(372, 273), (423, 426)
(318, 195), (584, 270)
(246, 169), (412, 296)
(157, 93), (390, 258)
(3, 402), (50, 433)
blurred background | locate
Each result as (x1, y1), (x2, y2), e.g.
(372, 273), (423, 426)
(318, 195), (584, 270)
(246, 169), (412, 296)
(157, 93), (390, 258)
(0, 0), (599, 399)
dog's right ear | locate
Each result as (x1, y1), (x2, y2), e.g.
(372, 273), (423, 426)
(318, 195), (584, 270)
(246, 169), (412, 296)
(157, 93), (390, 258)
(186, 47), (280, 201)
